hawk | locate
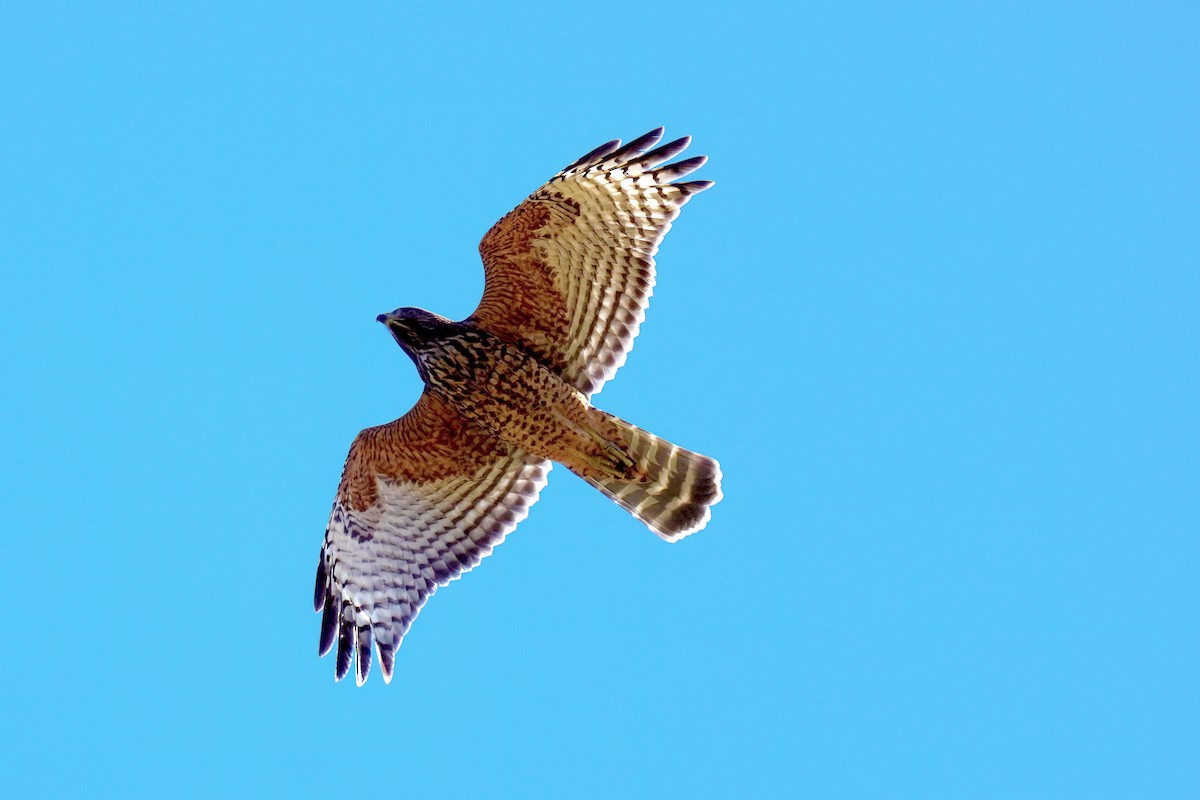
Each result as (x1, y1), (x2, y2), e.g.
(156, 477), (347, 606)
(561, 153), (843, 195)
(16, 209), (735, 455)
(314, 128), (723, 684)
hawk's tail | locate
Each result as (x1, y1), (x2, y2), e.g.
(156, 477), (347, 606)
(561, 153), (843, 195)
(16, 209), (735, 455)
(580, 412), (723, 541)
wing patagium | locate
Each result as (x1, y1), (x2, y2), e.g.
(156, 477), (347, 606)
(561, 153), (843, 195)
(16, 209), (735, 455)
(471, 127), (712, 396)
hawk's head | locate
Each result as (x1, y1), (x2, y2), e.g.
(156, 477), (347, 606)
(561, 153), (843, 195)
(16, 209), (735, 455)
(377, 307), (453, 357)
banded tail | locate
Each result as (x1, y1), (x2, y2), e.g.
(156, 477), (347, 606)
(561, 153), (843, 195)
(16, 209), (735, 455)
(579, 411), (723, 541)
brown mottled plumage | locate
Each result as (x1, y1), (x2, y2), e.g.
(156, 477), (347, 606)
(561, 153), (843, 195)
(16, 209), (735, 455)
(315, 128), (722, 684)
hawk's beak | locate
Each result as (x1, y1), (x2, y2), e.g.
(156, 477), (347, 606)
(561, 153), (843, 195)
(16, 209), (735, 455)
(378, 313), (406, 333)
(378, 313), (408, 340)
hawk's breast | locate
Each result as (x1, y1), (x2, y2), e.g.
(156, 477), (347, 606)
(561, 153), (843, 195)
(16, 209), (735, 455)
(420, 329), (587, 458)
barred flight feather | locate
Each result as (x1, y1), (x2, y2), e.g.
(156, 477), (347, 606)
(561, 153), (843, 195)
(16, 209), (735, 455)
(472, 126), (713, 397)
(314, 394), (551, 684)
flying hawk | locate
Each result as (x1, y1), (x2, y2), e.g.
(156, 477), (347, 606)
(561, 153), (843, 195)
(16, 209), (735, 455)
(314, 128), (723, 684)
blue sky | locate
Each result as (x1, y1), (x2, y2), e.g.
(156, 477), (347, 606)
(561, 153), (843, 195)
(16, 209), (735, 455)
(2, 2), (1197, 797)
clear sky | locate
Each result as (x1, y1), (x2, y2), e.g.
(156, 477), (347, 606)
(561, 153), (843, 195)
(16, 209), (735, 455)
(2, 2), (1196, 797)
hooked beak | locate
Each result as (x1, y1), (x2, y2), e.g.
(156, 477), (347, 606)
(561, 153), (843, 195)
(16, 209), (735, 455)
(377, 312), (407, 334)
(377, 313), (411, 346)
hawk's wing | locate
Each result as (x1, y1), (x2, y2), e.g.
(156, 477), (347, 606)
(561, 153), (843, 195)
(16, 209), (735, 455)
(468, 128), (712, 397)
(313, 390), (550, 685)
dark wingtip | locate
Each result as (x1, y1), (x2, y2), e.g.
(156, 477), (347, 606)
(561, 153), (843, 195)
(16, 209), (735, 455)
(657, 155), (707, 182)
(313, 557), (327, 613)
(570, 138), (621, 169)
(676, 180), (715, 195)
(335, 611), (354, 681)
(606, 128), (666, 165)
(355, 624), (373, 686)
(378, 643), (396, 684)
(638, 136), (691, 169)
(318, 596), (338, 657)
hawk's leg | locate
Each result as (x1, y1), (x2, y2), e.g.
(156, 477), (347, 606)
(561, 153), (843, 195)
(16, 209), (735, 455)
(550, 408), (644, 481)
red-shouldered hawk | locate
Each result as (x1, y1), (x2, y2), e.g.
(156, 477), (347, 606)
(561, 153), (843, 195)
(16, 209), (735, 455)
(314, 128), (722, 684)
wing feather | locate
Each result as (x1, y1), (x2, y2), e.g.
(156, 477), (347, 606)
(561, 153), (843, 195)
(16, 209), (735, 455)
(470, 127), (711, 396)
(314, 391), (550, 684)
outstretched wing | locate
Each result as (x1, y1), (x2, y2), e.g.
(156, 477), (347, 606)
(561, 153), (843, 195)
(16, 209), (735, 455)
(469, 127), (712, 397)
(314, 391), (550, 685)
